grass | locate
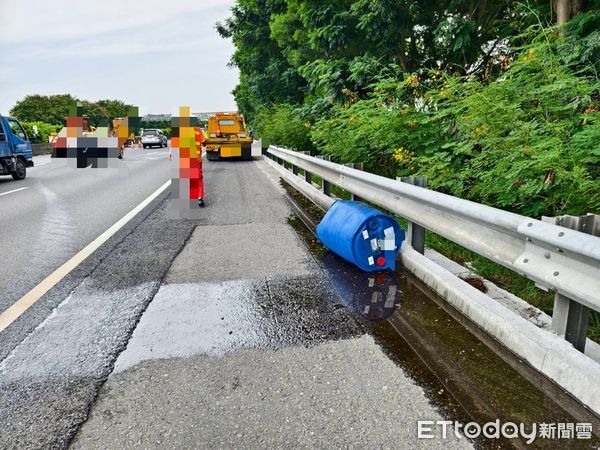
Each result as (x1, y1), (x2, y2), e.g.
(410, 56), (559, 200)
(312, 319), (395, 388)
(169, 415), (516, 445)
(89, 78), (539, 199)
(589, 313), (600, 342)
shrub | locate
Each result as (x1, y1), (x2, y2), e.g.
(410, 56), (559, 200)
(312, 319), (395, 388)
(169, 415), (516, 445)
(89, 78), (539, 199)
(254, 104), (315, 153)
(310, 25), (600, 218)
(20, 121), (62, 144)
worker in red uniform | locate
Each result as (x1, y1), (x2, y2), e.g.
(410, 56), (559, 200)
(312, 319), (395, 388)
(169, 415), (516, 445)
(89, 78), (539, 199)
(192, 126), (206, 207)
(172, 107), (206, 211)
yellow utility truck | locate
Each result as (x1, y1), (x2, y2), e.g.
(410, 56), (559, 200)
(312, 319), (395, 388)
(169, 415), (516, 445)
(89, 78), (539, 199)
(204, 112), (256, 161)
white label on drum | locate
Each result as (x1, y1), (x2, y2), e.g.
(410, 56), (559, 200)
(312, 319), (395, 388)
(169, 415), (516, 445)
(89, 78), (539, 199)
(362, 230), (369, 239)
(384, 227), (395, 239)
(378, 239), (396, 251)
(370, 238), (378, 251)
(368, 256), (374, 266)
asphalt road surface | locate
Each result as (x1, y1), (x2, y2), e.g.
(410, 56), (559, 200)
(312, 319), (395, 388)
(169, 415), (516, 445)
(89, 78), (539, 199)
(0, 152), (468, 449)
(0, 151), (595, 449)
(0, 148), (172, 359)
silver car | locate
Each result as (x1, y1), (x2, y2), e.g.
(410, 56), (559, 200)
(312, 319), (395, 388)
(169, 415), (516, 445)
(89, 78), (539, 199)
(141, 129), (168, 148)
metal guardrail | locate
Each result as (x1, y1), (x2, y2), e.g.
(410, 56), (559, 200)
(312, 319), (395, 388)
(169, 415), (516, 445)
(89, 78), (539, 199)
(267, 145), (600, 351)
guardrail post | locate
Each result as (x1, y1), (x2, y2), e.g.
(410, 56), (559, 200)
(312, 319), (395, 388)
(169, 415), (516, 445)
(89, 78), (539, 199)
(268, 144), (600, 351)
(345, 163), (364, 202)
(543, 214), (599, 352)
(298, 151), (312, 182)
(260, 138), (266, 156)
(280, 146), (288, 168)
(291, 149), (303, 175)
(316, 155), (332, 196)
(398, 176), (427, 254)
(551, 292), (590, 353)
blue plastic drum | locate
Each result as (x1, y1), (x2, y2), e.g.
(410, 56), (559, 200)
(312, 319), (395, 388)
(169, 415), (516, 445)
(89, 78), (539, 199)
(316, 200), (405, 272)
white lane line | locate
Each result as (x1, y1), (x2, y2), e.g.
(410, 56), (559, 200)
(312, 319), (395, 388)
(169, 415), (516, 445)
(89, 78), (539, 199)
(32, 160), (53, 167)
(31, 155), (53, 167)
(0, 179), (172, 333)
(0, 187), (29, 197)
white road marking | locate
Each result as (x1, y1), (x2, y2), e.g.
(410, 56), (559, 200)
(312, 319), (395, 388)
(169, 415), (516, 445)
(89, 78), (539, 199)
(32, 161), (52, 167)
(0, 179), (172, 333)
(32, 155), (53, 167)
(0, 187), (29, 197)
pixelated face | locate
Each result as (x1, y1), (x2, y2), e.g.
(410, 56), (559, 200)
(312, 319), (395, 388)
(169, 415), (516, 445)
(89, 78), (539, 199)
(168, 106), (206, 219)
(52, 103), (140, 169)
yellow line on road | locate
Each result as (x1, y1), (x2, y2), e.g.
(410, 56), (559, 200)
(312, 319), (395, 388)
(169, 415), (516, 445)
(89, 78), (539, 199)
(0, 180), (171, 334)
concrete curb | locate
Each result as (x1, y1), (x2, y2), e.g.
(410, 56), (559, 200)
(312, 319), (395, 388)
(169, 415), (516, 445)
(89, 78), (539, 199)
(32, 144), (53, 156)
(424, 248), (600, 363)
(401, 245), (600, 417)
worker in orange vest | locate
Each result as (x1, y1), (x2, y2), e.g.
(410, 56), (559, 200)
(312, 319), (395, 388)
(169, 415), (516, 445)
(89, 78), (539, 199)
(172, 107), (206, 210)
(192, 126), (206, 207)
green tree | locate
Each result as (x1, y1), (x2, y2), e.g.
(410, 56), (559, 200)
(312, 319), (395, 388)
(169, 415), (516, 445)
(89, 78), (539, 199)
(96, 99), (134, 119)
(10, 94), (76, 125)
(9, 95), (133, 127)
(76, 101), (110, 127)
(216, 0), (306, 119)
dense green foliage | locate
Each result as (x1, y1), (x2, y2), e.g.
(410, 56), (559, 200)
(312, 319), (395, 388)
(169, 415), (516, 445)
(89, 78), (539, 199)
(220, 1), (600, 218)
(10, 95), (135, 127)
(311, 27), (600, 216)
(9, 94), (76, 125)
(95, 99), (135, 120)
(20, 121), (62, 144)
(221, 1), (600, 337)
(253, 104), (315, 151)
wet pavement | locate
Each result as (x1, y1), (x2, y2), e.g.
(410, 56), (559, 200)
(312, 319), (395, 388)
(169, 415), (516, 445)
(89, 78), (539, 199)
(112, 276), (368, 371)
(75, 157), (600, 448)
(285, 179), (600, 449)
(73, 158), (470, 449)
(3, 155), (598, 448)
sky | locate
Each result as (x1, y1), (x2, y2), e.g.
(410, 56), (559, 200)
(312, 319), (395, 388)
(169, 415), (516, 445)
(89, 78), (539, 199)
(0, 0), (239, 116)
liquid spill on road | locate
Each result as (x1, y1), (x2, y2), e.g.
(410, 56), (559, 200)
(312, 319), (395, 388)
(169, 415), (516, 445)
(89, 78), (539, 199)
(319, 251), (400, 321)
(287, 210), (600, 449)
(113, 276), (370, 372)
